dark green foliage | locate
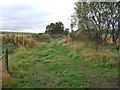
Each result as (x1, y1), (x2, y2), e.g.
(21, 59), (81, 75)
(64, 28), (69, 36)
(45, 21), (69, 35)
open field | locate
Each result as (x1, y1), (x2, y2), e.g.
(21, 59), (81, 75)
(1, 34), (119, 88)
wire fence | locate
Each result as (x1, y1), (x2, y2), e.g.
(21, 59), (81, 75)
(0, 48), (9, 73)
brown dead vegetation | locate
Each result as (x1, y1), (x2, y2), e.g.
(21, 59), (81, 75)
(2, 33), (35, 48)
(62, 36), (118, 67)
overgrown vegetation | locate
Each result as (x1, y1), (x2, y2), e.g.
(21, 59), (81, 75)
(3, 40), (118, 88)
(32, 34), (51, 42)
(71, 2), (119, 44)
(1, 1), (119, 88)
(2, 34), (35, 54)
(1, 33), (51, 54)
(62, 36), (119, 68)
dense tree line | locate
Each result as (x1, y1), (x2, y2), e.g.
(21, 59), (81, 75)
(45, 21), (69, 36)
(71, 1), (119, 44)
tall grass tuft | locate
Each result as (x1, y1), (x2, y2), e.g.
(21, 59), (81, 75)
(62, 36), (118, 68)
(2, 33), (36, 53)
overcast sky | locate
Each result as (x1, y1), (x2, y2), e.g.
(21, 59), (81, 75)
(0, 0), (78, 33)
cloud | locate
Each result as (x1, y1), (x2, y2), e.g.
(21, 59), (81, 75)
(0, 0), (78, 33)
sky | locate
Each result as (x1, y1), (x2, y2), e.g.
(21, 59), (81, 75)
(0, 0), (78, 33)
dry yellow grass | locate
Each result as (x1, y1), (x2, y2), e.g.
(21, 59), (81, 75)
(2, 33), (35, 48)
(41, 34), (52, 38)
(2, 71), (10, 83)
(2, 59), (10, 83)
(62, 36), (118, 66)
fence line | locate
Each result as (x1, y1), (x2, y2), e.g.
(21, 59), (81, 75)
(0, 53), (5, 60)
(0, 48), (9, 73)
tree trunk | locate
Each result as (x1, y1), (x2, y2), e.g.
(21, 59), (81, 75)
(112, 35), (117, 44)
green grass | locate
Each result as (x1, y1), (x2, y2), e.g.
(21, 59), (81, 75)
(3, 40), (118, 88)
(1, 31), (38, 34)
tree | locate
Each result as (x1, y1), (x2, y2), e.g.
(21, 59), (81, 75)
(72, 1), (119, 44)
(45, 21), (65, 35)
(64, 28), (69, 36)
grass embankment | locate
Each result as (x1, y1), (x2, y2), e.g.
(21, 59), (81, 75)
(3, 39), (118, 88)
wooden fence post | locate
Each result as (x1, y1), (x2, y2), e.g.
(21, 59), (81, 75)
(5, 48), (9, 73)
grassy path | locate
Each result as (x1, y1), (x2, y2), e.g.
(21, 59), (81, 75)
(3, 40), (118, 88)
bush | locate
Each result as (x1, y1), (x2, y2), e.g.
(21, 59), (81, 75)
(70, 30), (89, 41)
